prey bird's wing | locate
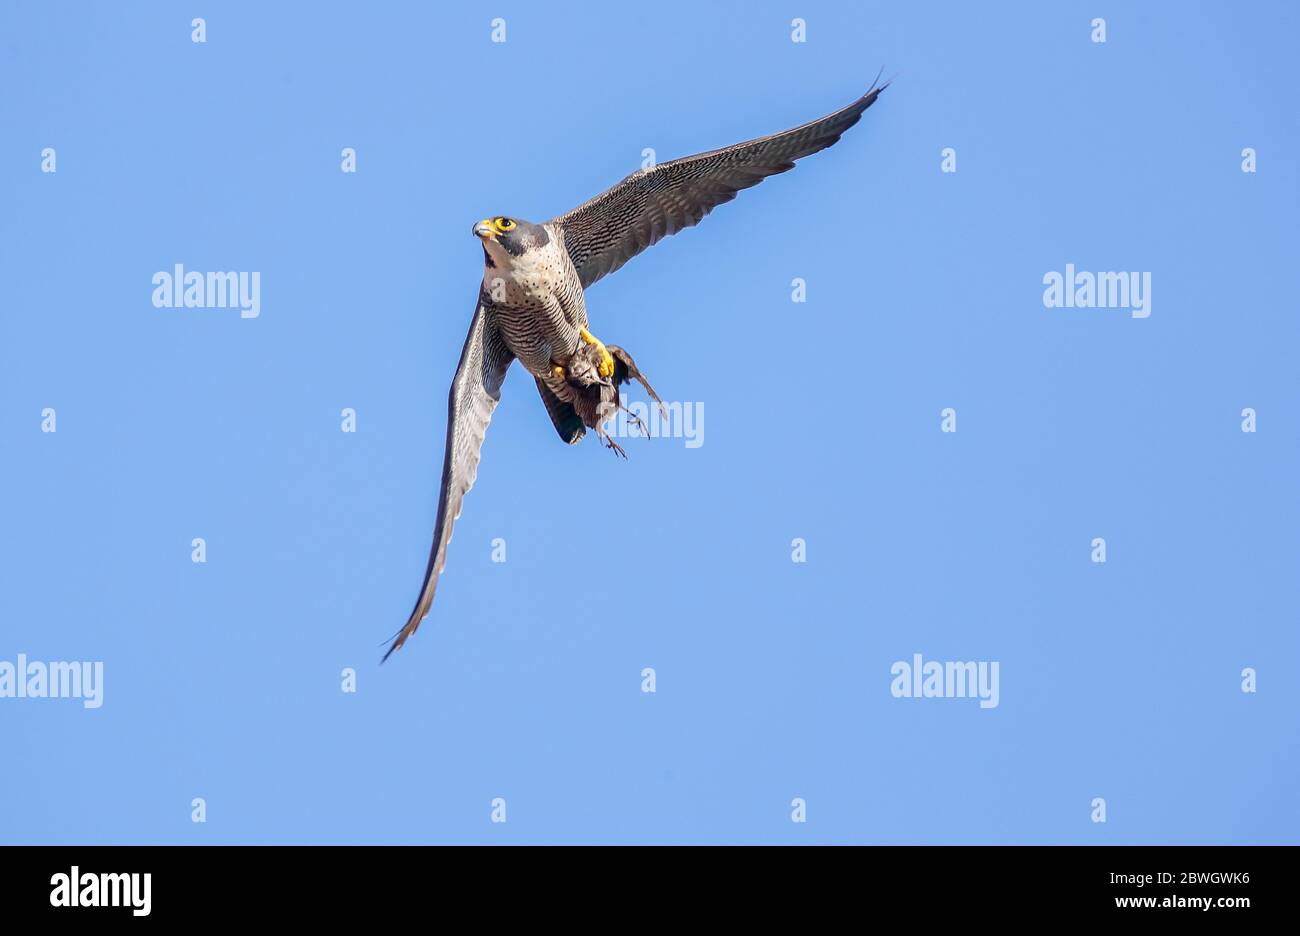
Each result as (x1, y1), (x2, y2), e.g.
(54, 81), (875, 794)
(609, 346), (667, 420)
(553, 81), (888, 289)
(384, 297), (513, 661)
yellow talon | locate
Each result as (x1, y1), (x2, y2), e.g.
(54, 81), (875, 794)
(552, 364), (566, 379)
(579, 326), (616, 378)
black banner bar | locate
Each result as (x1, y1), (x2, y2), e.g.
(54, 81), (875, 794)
(0, 845), (1277, 922)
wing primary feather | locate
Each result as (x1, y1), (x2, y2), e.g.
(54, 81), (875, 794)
(554, 79), (889, 288)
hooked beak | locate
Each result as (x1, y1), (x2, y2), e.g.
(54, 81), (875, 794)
(473, 219), (497, 240)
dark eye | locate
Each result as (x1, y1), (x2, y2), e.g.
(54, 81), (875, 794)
(497, 218), (516, 231)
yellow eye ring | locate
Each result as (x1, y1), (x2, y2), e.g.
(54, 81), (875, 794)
(496, 218), (516, 232)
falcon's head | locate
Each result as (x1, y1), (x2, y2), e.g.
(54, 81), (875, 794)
(473, 216), (549, 267)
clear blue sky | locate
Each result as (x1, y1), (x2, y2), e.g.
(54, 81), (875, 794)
(2, 1), (1297, 844)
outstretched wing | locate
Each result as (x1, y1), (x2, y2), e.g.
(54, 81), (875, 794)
(553, 81), (888, 289)
(384, 298), (513, 661)
(608, 345), (667, 421)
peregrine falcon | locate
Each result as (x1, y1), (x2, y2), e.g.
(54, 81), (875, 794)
(384, 81), (888, 660)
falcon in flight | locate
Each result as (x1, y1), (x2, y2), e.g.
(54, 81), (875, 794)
(384, 81), (889, 660)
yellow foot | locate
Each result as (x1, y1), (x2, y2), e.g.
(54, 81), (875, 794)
(552, 364), (566, 380)
(579, 326), (616, 378)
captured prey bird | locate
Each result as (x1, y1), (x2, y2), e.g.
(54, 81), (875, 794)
(383, 79), (889, 660)
(560, 341), (668, 458)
